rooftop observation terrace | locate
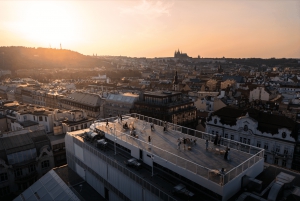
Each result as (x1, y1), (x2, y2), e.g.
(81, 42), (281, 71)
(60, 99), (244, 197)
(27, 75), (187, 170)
(91, 113), (264, 190)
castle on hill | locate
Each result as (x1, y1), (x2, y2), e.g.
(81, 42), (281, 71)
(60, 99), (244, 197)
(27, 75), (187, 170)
(174, 49), (190, 59)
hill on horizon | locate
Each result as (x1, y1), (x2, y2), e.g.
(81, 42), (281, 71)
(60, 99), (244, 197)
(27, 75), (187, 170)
(0, 46), (114, 71)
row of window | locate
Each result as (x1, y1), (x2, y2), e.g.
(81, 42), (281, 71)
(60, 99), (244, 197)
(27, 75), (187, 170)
(14, 161), (49, 177)
(70, 124), (88, 131)
(264, 155), (287, 167)
(257, 142), (289, 154)
(211, 131), (235, 140)
(53, 143), (65, 151)
(211, 130), (291, 154)
(62, 100), (99, 112)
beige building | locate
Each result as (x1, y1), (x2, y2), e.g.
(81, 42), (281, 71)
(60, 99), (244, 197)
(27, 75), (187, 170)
(206, 79), (219, 91)
(249, 86), (276, 101)
(220, 80), (237, 90)
(194, 96), (227, 112)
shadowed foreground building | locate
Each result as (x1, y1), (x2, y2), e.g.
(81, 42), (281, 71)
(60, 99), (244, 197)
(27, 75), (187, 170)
(0, 130), (54, 200)
(65, 113), (264, 201)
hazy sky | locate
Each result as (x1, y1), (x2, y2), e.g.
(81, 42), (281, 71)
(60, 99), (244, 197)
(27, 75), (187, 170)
(0, 0), (299, 58)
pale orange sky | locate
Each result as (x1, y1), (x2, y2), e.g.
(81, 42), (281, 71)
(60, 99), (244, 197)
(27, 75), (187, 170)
(0, 1), (299, 58)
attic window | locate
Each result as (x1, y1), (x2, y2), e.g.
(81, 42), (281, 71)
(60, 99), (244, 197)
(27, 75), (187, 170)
(244, 125), (248, 131)
(214, 119), (217, 124)
(282, 132), (286, 139)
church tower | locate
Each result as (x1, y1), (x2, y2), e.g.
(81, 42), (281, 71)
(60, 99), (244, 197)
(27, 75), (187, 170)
(173, 71), (179, 91)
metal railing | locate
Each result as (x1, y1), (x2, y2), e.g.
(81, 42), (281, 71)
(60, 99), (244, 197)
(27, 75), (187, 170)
(91, 114), (264, 186)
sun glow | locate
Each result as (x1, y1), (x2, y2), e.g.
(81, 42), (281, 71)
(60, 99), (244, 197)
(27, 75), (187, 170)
(16, 1), (81, 47)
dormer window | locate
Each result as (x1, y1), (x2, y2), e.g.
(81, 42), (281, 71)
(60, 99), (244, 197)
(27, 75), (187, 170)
(214, 119), (217, 124)
(244, 125), (248, 131)
(282, 132), (287, 139)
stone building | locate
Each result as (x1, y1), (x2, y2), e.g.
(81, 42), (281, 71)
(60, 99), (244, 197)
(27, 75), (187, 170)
(60, 92), (105, 118)
(131, 91), (197, 127)
(0, 130), (54, 199)
(206, 106), (297, 169)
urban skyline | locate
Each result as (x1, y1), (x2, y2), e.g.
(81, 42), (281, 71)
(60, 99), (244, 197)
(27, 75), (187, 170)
(0, 1), (299, 58)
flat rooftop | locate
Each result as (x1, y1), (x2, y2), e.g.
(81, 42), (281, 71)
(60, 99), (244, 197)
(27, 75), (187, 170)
(92, 115), (263, 186)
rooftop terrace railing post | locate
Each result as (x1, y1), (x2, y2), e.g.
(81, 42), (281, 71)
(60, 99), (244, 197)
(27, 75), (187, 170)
(114, 124), (116, 155)
(248, 158), (250, 169)
(207, 169), (210, 180)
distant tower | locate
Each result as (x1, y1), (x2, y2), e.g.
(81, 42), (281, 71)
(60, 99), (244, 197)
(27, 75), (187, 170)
(60, 43), (62, 49)
(173, 71), (179, 91)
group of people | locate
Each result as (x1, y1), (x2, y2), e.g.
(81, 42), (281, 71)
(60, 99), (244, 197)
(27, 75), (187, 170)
(177, 137), (196, 150)
(213, 134), (222, 146)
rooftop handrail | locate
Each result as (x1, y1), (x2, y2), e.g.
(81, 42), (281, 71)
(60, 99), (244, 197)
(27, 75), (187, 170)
(93, 114), (264, 185)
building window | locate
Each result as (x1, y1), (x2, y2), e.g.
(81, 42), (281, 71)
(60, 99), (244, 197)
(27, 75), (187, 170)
(282, 160), (286, 167)
(44, 117), (47, 122)
(284, 148), (289, 155)
(216, 131), (219, 135)
(28, 164), (36, 173)
(33, 116), (35, 121)
(71, 127), (74, 131)
(230, 135), (234, 140)
(214, 119), (217, 124)
(75, 126), (78, 130)
(264, 155), (267, 162)
(247, 139), (250, 145)
(24, 115), (27, 120)
(14, 168), (23, 177)
(39, 116), (43, 121)
(0, 173), (8, 182)
(53, 143), (65, 151)
(257, 141), (261, 148)
(212, 131), (214, 135)
(41, 160), (50, 169)
(244, 125), (248, 131)
(275, 146), (280, 153)
(225, 134), (228, 138)
(264, 143), (268, 150)
(243, 138), (247, 144)
(240, 137), (242, 142)
(282, 132), (286, 139)
(274, 158), (279, 165)
(0, 186), (10, 197)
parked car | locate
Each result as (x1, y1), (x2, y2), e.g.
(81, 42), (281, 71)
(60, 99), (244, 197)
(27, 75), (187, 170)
(125, 158), (141, 169)
(97, 139), (107, 150)
(172, 183), (194, 197)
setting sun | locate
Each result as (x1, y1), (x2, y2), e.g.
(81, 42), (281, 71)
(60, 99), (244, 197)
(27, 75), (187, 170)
(15, 1), (81, 47)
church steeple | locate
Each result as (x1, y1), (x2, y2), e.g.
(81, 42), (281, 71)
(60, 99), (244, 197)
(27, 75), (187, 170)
(173, 71), (179, 91)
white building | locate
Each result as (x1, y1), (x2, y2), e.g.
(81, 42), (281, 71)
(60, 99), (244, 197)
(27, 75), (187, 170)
(206, 107), (297, 169)
(65, 114), (264, 201)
